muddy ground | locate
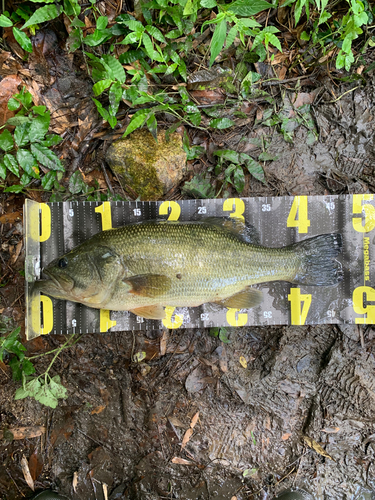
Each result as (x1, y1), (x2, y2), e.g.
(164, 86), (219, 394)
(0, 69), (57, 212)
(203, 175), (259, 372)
(2, 18), (375, 500)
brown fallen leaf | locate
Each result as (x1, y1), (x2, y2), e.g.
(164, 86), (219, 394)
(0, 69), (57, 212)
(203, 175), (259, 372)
(0, 211), (22, 224)
(160, 330), (168, 356)
(21, 454), (34, 491)
(190, 411), (199, 429)
(0, 426), (46, 440)
(0, 74), (22, 126)
(181, 427), (193, 449)
(91, 405), (106, 415)
(303, 436), (335, 461)
(281, 433), (292, 441)
(12, 240), (23, 264)
(172, 456), (194, 465)
(28, 449), (44, 481)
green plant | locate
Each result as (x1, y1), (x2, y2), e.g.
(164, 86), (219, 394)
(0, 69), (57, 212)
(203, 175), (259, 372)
(1, 327), (78, 408)
(0, 1), (81, 53)
(0, 87), (63, 193)
(214, 149), (265, 194)
(210, 327), (231, 343)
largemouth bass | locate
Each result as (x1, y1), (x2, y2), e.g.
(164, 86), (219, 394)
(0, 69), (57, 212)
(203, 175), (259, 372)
(33, 219), (343, 319)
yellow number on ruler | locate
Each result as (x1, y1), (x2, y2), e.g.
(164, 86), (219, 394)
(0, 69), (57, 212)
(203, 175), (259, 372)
(95, 202), (113, 230)
(100, 309), (117, 332)
(162, 306), (183, 329)
(353, 286), (375, 324)
(223, 198), (245, 222)
(159, 201), (181, 221)
(287, 196), (310, 234)
(226, 308), (248, 327)
(288, 288), (311, 325)
(31, 294), (53, 335)
(352, 194), (375, 233)
(30, 203), (51, 242)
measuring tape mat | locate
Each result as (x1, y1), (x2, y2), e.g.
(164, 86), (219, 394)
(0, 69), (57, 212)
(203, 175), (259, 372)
(24, 195), (375, 339)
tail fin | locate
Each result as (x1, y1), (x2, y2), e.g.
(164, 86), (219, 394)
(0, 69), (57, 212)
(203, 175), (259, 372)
(291, 234), (343, 286)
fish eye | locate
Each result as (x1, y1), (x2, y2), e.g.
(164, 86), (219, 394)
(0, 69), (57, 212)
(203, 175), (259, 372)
(58, 258), (68, 269)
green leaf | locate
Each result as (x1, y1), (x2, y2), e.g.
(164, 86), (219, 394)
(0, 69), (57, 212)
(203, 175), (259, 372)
(22, 4), (61, 29)
(14, 123), (30, 147)
(31, 144), (64, 171)
(226, 26), (238, 50)
(20, 172), (31, 186)
(209, 19), (227, 66)
(6, 116), (32, 127)
(93, 98), (110, 121)
(4, 185), (24, 193)
(66, 28), (82, 52)
(12, 28), (32, 53)
(29, 111), (50, 142)
(245, 157), (265, 183)
(146, 25), (166, 43)
(69, 170), (86, 194)
(16, 87), (33, 109)
(146, 113), (157, 140)
(108, 82), (123, 116)
(232, 166), (245, 193)
(142, 32), (154, 60)
(0, 159), (6, 180)
(14, 386), (31, 400)
(34, 384), (58, 408)
(8, 97), (21, 111)
(183, 0), (194, 15)
(96, 15), (108, 30)
(22, 358), (36, 376)
(0, 129), (14, 152)
(226, 0), (272, 16)
(17, 149), (40, 178)
(25, 378), (42, 397)
(200, 0), (217, 7)
(32, 105), (47, 115)
(0, 14), (13, 27)
(210, 117), (235, 129)
(265, 33), (282, 52)
(40, 134), (62, 147)
(188, 112), (202, 126)
(93, 79), (113, 96)
(41, 170), (57, 190)
(123, 109), (149, 136)
(214, 149), (240, 162)
(101, 54), (126, 83)
(182, 173), (215, 198)
(4, 154), (19, 176)
(49, 376), (68, 399)
(0, 327), (21, 361)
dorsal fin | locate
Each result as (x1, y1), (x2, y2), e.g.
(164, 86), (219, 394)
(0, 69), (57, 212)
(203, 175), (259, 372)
(200, 217), (260, 245)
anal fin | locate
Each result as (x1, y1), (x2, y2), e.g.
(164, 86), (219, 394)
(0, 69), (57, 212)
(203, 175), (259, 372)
(215, 287), (263, 309)
(129, 305), (166, 320)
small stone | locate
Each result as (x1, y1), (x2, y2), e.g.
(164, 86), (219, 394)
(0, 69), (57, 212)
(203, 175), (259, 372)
(106, 129), (187, 200)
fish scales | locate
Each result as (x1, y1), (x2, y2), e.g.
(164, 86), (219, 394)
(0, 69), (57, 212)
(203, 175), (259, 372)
(92, 222), (299, 307)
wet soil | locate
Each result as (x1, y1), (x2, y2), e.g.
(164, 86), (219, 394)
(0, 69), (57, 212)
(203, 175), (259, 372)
(2, 27), (375, 500)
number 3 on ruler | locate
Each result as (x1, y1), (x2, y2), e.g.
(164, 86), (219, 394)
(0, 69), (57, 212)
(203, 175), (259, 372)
(287, 196), (310, 233)
(223, 198), (245, 222)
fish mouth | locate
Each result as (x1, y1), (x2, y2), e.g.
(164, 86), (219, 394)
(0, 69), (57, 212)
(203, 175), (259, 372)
(33, 269), (74, 297)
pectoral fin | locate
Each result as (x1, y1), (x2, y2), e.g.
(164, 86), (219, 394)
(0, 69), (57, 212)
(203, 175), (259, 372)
(129, 305), (166, 320)
(216, 288), (263, 309)
(124, 274), (171, 298)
